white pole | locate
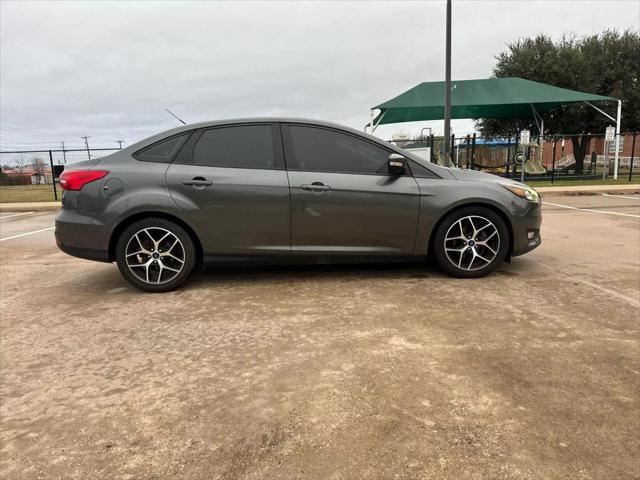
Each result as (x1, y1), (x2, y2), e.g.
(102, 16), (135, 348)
(539, 119), (544, 166)
(613, 100), (622, 179)
(367, 110), (374, 133)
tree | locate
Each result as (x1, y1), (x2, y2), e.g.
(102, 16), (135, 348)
(477, 30), (640, 173)
(14, 157), (28, 186)
(31, 157), (46, 185)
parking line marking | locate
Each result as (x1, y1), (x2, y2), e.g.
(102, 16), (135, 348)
(602, 194), (640, 200)
(0, 227), (54, 242)
(0, 211), (35, 219)
(543, 201), (640, 218)
(536, 262), (640, 308)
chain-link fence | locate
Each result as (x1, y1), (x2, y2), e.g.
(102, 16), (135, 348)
(392, 131), (639, 183)
(0, 147), (119, 201)
(1, 132), (638, 203)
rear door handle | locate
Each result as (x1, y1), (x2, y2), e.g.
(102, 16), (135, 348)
(182, 177), (213, 187)
(301, 182), (331, 192)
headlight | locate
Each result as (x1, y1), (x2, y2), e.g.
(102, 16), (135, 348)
(501, 183), (540, 204)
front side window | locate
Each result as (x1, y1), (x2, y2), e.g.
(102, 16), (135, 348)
(193, 125), (275, 169)
(134, 133), (189, 163)
(288, 125), (390, 174)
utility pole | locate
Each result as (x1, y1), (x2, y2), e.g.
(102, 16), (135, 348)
(116, 140), (124, 149)
(443, 0), (452, 164)
(60, 141), (67, 164)
(81, 136), (91, 159)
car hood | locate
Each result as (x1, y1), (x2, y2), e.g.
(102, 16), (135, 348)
(448, 167), (523, 186)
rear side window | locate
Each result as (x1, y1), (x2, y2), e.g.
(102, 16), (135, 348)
(287, 125), (390, 174)
(193, 125), (275, 169)
(134, 133), (189, 163)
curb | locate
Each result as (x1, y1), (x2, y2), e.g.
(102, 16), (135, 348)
(0, 202), (61, 213)
(536, 185), (640, 197)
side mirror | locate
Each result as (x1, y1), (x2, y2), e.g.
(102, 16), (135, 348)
(388, 153), (406, 175)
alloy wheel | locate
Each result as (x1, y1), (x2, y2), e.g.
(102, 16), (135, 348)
(444, 215), (500, 271)
(125, 227), (185, 284)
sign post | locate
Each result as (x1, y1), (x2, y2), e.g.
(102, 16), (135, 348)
(520, 129), (530, 183)
(604, 126), (615, 180)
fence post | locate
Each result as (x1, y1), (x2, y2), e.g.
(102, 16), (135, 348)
(48, 150), (58, 201)
(429, 134), (435, 163)
(513, 137), (520, 178)
(629, 133), (637, 183)
(551, 136), (557, 185)
(465, 135), (471, 169)
(505, 137), (512, 176)
(471, 133), (476, 170)
(450, 134), (455, 166)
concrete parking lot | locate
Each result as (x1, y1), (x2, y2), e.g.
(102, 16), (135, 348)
(1, 194), (639, 480)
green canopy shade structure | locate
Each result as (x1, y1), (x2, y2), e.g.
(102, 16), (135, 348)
(369, 77), (622, 177)
(372, 77), (616, 125)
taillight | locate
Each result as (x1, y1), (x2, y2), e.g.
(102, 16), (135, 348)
(59, 170), (109, 191)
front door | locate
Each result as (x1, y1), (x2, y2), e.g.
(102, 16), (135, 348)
(166, 124), (290, 254)
(282, 124), (420, 254)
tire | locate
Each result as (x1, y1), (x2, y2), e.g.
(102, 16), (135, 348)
(433, 206), (509, 278)
(115, 218), (197, 292)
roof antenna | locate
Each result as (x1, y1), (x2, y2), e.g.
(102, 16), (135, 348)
(165, 108), (186, 125)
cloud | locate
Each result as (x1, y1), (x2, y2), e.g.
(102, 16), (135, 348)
(1, 0), (638, 149)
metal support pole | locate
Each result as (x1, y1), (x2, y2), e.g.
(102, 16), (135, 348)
(551, 136), (557, 185)
(430, 134), (435, 163)
(505, 137), (512, 175)
(450, 134), (455, 166)
(48, 150), (58, 201)
(81, 136), (91, 159)
(465, 135), (471, 169)
(520, 144), (527, 184)
(471, 133), (476, 170)
(603, 138), (609, 181)
(443, 0), (452, 161)
(60, 141), (67, 164)
(614, 100), (622, 179)
(539, 119), (544, 166)
(513, 137), (520, 178)
(629, 132), (637, 183)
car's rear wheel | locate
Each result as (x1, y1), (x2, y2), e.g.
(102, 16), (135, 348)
(433, 206), (509, 278)
(115, 218), (196, 292)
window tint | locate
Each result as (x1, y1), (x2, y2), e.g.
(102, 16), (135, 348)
(408, 160), (439, 178)
(134, 134), (188, 163)
(288, 126), (390, 174)
(193, 125), (275, 169)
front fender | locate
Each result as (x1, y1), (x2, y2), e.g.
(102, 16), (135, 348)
(413, 178), (525, 256)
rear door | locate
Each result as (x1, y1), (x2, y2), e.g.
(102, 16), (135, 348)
(282, 124), (421, 254)
(165, 123), (290, 254)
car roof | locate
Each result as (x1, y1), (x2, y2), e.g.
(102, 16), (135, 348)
(121, 117), (449, 179)
(125, 118), (382, 152)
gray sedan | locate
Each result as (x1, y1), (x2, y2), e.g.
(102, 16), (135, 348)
(55, 118), (542, 292)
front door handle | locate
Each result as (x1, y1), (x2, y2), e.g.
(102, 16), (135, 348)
(182, 177), (213, 187)
(301, 182), (331, 192)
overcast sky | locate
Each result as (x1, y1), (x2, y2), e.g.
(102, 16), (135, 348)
(1, 0), (638, 150)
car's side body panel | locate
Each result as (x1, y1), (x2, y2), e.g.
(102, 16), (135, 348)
(166, 164), (291, 253)
(287, 170), (421, 254)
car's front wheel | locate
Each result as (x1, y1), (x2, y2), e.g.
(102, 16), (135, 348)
(433, 206), (509, 278)
(115, 218), (197, 292)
